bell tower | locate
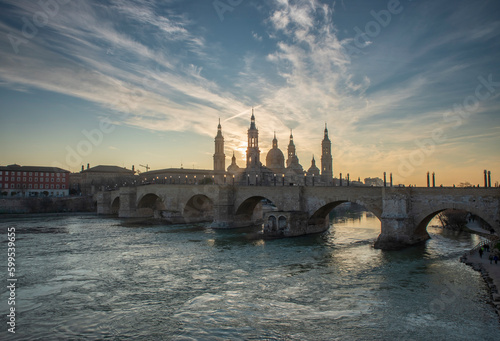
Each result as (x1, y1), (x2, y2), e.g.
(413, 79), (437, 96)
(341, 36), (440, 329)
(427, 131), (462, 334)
(246, 108), (260, 168)
(213, 118), (225, 171)
(321, 123), (333, 183)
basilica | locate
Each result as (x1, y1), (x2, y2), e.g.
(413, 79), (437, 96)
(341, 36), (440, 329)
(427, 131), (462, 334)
(214, 109), (333, 186)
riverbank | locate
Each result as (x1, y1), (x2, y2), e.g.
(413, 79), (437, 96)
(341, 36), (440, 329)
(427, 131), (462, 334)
(0, 196), (95, 214)
(0, 211), (97, 219)
(460, 242), (500, 319)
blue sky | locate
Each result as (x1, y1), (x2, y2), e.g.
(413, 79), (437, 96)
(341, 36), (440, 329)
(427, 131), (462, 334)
(0, 0), (499, 185)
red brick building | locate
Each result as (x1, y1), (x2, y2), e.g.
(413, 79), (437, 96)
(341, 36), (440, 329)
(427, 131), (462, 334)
(0, 164), (70, 197)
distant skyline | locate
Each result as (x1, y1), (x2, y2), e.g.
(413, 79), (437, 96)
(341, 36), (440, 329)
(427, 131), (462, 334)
(0, 0), (499, 186)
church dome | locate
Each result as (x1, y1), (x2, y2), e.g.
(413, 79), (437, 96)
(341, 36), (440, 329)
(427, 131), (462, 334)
(266, 133), (285, 171)
(266, 148), (285, 169)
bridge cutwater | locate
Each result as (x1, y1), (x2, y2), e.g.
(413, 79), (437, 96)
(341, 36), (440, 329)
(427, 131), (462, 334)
(96, 185), (500, 250)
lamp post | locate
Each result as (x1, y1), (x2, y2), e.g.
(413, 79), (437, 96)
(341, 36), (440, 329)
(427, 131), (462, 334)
(347, 173), (350, 186)
(247, 174), (250, 186)
(194, 175), (197, 185)
(274, 174), (276, 186)
(224, 174), (226, 184)
(304, 173), (307, 186)
(232, 174), (235, 185)
(256, 174), (259, 186)
(282, 173), (285, 186)
(312, 173), (315, 186)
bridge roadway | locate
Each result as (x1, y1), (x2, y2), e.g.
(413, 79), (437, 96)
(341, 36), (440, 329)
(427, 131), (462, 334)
(96, 184), (500, 250)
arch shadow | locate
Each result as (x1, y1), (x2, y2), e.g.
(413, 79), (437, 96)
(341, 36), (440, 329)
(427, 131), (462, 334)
(184, 194), (214, 223)
(137, 193), (166, 217)
(234, 196), (278, 227)
(111, 197), (120, 215)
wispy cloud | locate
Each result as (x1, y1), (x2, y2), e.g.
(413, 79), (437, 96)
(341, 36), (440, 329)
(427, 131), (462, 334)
(0, 0), (499, 184)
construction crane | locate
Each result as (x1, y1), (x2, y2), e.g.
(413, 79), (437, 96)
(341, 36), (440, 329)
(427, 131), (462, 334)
(139, 164), (150, 172)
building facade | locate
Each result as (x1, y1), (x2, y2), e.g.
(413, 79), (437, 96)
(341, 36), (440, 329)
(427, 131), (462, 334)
(0, 164), (70, 197)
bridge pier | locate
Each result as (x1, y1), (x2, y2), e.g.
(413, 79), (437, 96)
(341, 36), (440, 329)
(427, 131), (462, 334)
(374, 190), (430, 250)
(263, 211), (311, 237)
(118, 187), (138, 218)
(96, 191), (112, 215)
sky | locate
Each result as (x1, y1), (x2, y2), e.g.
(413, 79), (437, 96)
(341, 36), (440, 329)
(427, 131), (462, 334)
(0, 0), (499, 186)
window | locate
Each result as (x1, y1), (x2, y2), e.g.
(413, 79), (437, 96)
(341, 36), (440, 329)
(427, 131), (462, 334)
(0, 171), (2, 175)
(29, 178), (32, 182)
(0, 184), (2, 189)
(0, 177), (2, 181)
(22, 184), (26, 189)
(17, 177), (20, 181)
(50, 184), (54, 189)
(56, 173), (60, 177)
(4, 171), (7, 175)
(23, 172), (26, 176)
(35, 177), (38, 182)
(51, 173), (54, 177)
(34, 184), (38, 189)
(28, 184), (32, 189)
(35, 172), (38, 176)
(56, 185), (60, 189)
(56, 178), (60, 182)
(51, 178), (54, 182)
(11, 184), (14, 188)
(46, 178), (49, 182)
(40, 172), (44, 177)
(29, 172), (32, 176)
(17, 172), (20, 175)
(11, 177), (14, 182)
(62, 178), (66, 183)
(62, 185), (66, 189)
(16, 184), (20, 189)
(23, 177), (26, 181)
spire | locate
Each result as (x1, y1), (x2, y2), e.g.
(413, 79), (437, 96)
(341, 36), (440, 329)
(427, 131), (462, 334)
(311, 155), (316, 167)
(272, 131), (278, 149)
(323, 123), (330, 141)
(249, 108), (256, 130)
(216, 118), (223, 138)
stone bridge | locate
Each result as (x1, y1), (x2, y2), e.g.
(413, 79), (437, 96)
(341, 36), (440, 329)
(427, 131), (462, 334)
(96, 185), (500, 250)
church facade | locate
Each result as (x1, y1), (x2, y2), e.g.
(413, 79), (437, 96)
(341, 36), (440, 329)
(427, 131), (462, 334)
(217, 110), (333, 186)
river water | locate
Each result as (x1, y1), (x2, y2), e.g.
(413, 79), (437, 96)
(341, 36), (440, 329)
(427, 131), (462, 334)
(1, 211), (499, 340)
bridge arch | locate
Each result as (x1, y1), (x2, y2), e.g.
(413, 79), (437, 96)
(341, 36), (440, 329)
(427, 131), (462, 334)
(307, 200), (382, 232)
(235, 195), (278, 227)
(137, 193), (166, 217)
(414, 204), (495, 236)
(183, 194), (214, 223)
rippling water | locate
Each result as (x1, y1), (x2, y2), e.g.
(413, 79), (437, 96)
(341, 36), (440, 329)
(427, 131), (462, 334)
(0, 212), (498, 340)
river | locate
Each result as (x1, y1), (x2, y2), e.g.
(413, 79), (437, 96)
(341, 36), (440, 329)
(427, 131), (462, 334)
(0, 211), (498, 340)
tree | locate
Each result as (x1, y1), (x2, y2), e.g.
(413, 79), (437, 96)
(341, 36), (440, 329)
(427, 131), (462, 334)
(437, 209), (468, 230)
